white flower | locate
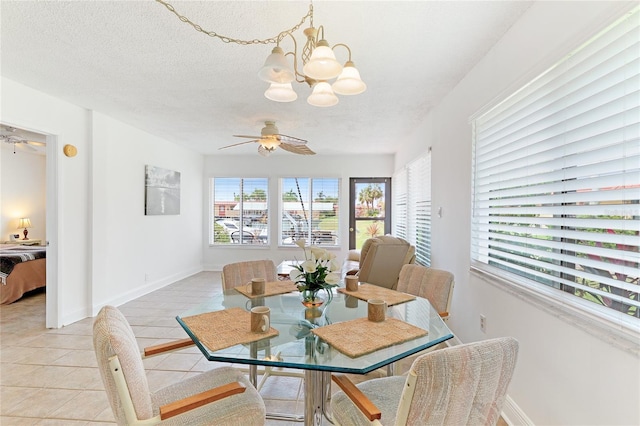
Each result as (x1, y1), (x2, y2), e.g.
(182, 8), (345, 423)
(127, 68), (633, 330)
(295, 239), (307, 249)
(301, 259), (317, 273)
(324, 272), (340, 285)
(329, 259), (341, 272)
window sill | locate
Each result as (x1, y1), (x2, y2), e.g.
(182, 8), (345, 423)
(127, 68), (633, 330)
(471, 265), (640, 358)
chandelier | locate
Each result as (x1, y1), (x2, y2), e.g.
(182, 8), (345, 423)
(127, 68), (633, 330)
(156, 1), (366, 107)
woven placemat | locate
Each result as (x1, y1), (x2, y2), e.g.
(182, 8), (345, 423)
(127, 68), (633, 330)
(235, 280), (298, 298)
(181, 307), (278, 352)
(337, 284), (416, 306)
(311, 317), (427, 358)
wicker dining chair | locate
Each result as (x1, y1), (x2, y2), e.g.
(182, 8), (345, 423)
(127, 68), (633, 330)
(221, 259), (277, 290)
(93, 305), (265, 425)
(396, 264), (454, 321)
(330, 337), (519, 426)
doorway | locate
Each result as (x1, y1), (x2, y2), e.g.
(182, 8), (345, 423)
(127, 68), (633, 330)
(348, 178), (391, 250)
(0, 124), (58, 327)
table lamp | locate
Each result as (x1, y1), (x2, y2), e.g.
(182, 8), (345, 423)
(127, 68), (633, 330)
(17, 218), (32, 240)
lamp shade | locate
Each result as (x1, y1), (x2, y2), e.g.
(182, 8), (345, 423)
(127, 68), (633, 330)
(17, 218), (32, 229)
(307, 81), (339, 107)
(302, 40), (342, 80)
(332, 61), (367, 95)
(265, 82), (298, 102)
(258, 46), (295, 84)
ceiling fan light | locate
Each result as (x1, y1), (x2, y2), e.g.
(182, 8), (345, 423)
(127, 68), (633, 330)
(260, 138), (281, 150)
(307, 81), (339, 107)
(258, 46), (295, 83)
(302, 40), (342, 80)
(332, 61), (367, 95)
(265, 82), (298, 102)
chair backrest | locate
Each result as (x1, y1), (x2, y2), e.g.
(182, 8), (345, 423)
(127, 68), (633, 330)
(221, 259), (277, 291)
(93, 305), (154, 424)
(403, 337), (519, 425)
(357, 236), (415, 289)
(396, 264), (454, 316)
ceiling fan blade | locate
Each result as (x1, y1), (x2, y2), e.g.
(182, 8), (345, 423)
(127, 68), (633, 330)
(276, 134), (308, 145)
(21, 143), (37, 151)
(26, 140), (46, 147)
(233, 134), (262, 139)
(279, 143), (316, 155)
(219, 140), (259, 150)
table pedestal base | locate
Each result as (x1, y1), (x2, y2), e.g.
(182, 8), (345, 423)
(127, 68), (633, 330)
(305, 370), (332, 426)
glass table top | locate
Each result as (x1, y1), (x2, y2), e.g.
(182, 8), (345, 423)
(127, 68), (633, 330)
(177, 288), (454, 374)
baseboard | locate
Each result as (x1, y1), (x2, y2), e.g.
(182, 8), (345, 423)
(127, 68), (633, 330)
(91, 266), (203, 316)
(501, 395), (534, 426)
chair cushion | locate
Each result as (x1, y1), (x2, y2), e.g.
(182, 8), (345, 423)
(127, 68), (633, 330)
(152, 366), (265, 425)
(331, 375), (405, 426)
(397, 265), (454, 314)
(93, 306), (154, 423)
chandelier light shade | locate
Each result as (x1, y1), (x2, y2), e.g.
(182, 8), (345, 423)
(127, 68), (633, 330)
(307, 81), (339, 107)
(258, 47), (295, 84)
(302, 40), (343, 80)
(156, 0), (365, 107)
(265, 82), (298, 102)
(332, 61), (367, 95)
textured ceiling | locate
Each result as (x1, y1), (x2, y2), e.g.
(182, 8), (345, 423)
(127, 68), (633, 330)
(1, 1), (533, 156)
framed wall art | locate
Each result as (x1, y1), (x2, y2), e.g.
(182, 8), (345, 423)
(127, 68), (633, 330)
(145, 165), (181, 215)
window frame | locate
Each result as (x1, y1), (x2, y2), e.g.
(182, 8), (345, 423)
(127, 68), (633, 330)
(470, 6), (640, 336)
(209, 177), (270, 247)
(278, 177), (341, 248)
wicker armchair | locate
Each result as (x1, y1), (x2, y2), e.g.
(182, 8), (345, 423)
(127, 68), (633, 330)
(344, 236), (416, 290)
(330, 337), (519, 426)
(93, 305), (265, 425)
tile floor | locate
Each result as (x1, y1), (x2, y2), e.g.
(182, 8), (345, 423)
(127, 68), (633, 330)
(0, 271), (385, 425)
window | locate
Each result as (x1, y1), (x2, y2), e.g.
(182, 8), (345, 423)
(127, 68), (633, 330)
(280, 178), (339, 246)
(393, 150), (432, 266)
(210, 178), (268, 245)
(471, 8), (639, 323)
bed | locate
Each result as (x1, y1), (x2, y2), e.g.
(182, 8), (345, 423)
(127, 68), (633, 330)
(0, 244), (46, 304)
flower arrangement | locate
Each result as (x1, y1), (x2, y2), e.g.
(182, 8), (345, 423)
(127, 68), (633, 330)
(290, 239), (340, 305)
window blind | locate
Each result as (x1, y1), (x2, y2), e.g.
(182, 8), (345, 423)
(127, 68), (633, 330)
(408, 153), (432, 266)
(471, 7), (640, 319)
(392, 168), (408, 241)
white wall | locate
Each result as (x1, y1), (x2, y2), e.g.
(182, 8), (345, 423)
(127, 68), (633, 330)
(203, 154), (394, 271)
(1, 78), (204, 325)
(90, 112), (203, 313)
(396, 2), (639, 425)
(0, 147), (46, 242)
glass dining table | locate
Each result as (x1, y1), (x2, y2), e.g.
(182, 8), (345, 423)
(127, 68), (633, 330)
(176, 287), (454, 426)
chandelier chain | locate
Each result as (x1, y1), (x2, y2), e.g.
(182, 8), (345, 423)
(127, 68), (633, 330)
(155, 0), (314, 46)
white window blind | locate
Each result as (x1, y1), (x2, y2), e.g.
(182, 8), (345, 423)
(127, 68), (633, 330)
(210, 177), (268, 245)
(408, 153), (432, 266)
(471, 7), (640, 320)
(392, 168), (408, 241)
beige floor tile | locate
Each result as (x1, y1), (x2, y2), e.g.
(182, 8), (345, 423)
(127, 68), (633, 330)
(51, 349), (98, 368)
(0, 416), (39, 425)
(3, 388), (79, 417)
(0, 387), (40, 415)
(49, 389), (112, 421)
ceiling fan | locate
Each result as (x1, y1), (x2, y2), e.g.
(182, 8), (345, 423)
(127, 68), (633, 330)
(0, 126), (46, 153)
(219, 121), (315, 157)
